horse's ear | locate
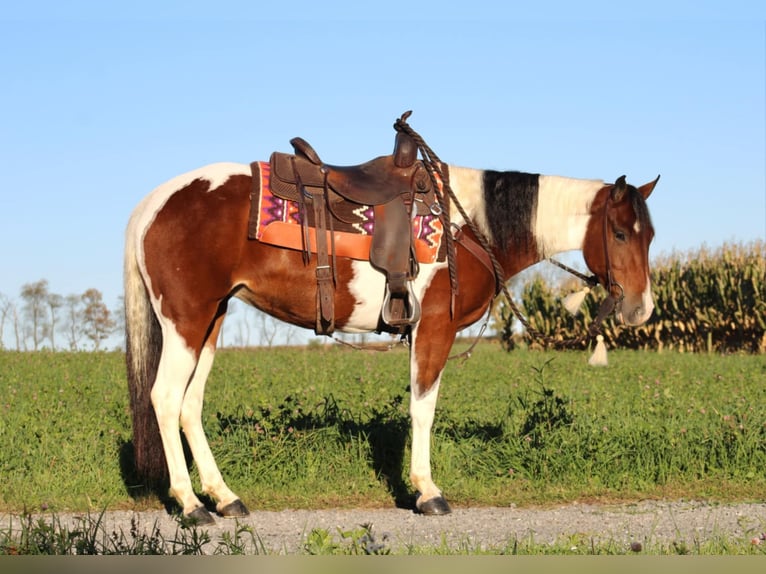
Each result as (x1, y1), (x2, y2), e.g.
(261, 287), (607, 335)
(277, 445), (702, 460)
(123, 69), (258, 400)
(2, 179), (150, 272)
(637, 175), (660, 200)
(611, 175), (627, 202)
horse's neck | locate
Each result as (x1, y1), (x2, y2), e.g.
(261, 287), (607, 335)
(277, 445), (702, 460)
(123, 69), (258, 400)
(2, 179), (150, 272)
(533, 175), (604, 258)
(443, 165), (490, 234)
(447, 165), (604, 262)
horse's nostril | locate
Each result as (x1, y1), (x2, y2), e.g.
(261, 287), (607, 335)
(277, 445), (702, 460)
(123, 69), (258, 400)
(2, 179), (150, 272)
(629, 301), (654, 324)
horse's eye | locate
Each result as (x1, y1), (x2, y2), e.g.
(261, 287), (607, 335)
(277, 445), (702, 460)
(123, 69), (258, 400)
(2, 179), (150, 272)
(615, 230), (627, 242)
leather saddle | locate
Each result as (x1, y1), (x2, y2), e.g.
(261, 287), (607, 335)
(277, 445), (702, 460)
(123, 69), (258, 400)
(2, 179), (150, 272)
(268, 131), (440, 335)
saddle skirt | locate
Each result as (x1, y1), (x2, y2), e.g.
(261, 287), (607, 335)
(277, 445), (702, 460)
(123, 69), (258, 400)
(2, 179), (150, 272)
(248, 161), (445, 264)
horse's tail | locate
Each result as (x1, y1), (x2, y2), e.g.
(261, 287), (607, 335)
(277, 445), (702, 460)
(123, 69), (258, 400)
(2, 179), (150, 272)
(124, 214), (167, 483)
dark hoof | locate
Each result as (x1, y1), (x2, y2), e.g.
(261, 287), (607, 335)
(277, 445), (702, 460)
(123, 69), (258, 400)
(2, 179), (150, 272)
(186, 505), (216, 525)
(218, 499), (250, 518)
(417, 496), (452, 515)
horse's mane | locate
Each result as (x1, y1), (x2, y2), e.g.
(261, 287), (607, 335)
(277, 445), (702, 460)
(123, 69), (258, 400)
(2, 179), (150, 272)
(481, 170), (538, 249)
(629, 187), (654, 233)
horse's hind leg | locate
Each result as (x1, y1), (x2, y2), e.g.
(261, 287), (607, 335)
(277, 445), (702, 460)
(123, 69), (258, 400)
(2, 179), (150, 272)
(179, 312), (249, 519)
(150, 323), (213, 522)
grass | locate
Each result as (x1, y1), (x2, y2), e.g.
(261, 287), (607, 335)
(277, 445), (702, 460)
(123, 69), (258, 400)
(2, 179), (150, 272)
(1, 343), (765, 512)
(2, 510), (765, 555)
(0, 343), (765, 553)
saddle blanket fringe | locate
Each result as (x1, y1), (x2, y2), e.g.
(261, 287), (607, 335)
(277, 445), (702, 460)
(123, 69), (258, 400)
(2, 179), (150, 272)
(248, 161), (444, 263)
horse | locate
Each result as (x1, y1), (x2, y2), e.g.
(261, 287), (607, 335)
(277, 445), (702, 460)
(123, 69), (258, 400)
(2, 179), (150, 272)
(124, 124), (659, 524)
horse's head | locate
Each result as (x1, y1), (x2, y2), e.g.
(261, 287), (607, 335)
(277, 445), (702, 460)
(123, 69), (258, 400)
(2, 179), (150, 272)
(583, 175), (659, 326)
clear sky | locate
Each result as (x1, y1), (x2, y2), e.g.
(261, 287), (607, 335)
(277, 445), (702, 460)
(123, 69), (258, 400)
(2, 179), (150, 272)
(1, 2), (764, 347)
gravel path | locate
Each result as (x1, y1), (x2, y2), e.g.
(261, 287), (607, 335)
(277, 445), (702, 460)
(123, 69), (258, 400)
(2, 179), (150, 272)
(5, 501), (766, 554)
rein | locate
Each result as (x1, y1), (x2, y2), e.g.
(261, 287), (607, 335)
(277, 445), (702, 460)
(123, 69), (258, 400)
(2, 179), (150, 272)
(504, 190), (625, 350)
(393, 111), (622, 355)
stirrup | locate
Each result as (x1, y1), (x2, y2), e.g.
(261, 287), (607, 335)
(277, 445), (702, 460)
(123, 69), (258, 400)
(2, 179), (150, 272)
(381, 282), (421, 327)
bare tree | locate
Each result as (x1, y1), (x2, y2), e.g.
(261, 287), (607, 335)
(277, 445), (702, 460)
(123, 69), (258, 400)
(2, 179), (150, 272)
(11, 304), (23, 350)
(227, 303), (298, 348)
(63, 294), (82, 351)
(234, 313), (251, 348)
(81, 288), (116, 350)
(0, 293), (13, 350)
(255, 308), (293, 347)
(47, 293), (63, 350)
(113, 295), (126, 350)
(20, 279), (50, 350)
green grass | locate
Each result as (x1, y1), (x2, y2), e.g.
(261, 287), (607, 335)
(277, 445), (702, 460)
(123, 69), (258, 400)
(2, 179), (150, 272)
(1, 343), (765, 515)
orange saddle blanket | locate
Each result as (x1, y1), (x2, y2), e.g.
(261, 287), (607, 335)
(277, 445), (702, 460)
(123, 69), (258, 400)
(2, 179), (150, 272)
(249, 161), (444, 263)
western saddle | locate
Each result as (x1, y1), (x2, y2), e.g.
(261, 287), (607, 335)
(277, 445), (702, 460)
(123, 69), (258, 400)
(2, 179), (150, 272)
(266, 126), (442, 335)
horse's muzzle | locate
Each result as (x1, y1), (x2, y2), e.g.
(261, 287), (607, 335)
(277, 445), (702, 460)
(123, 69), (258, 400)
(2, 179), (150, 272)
(616, 288), (655, 326)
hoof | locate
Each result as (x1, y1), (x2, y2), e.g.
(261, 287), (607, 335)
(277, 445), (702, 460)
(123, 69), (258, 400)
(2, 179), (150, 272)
(218, 499), (250, 518)
(416, 495), (452, 515)
(186, 506), (216, 525)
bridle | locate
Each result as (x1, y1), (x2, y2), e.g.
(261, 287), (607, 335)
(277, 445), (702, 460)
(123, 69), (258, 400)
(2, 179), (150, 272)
(599, 183), (626, 305)
(535, 186), (626, 345)
(377, 113), (630, 356)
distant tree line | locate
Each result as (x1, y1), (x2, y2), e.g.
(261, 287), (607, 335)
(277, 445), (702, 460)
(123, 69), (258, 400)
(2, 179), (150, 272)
(0, 279), (305, 351)
(1, 278), (478, 352)
(0, 279), (120, 351)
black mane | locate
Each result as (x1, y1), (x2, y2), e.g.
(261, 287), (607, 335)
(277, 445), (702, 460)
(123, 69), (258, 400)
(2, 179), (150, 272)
(481, 170), (539, 249)
(629, 187), (654, 235)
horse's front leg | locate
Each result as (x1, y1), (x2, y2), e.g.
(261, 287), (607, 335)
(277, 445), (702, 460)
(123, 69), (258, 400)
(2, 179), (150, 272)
(408, 322), (455, 515)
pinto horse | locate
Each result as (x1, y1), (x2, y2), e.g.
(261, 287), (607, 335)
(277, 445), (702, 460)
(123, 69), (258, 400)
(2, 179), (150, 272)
(124, 130), (658, 524)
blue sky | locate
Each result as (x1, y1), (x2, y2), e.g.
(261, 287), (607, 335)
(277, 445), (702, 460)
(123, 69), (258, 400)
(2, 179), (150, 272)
(1, 2), (764, 346)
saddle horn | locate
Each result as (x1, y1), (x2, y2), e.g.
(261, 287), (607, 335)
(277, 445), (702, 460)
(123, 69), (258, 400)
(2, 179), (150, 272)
(290, 137), (323, 165)
(393, 131), (418, 168)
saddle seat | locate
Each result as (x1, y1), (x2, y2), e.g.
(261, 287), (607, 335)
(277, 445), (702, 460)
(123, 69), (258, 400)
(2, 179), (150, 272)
(270, 133), (431, 208)
(266, 130), (439, 335)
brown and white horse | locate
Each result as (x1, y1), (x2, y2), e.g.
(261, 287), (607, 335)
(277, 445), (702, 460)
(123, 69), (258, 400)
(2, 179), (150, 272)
(125, 149), (658, 524)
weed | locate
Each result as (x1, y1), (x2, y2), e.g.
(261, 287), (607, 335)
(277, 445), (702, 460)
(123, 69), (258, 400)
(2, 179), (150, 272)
(3, 510), (766, 555)
(303, 524), (390, 555)
(516, 359), (574, 447)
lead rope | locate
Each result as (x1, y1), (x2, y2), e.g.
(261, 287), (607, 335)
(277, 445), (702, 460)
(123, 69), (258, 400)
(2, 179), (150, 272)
(394, 111), (618, 363)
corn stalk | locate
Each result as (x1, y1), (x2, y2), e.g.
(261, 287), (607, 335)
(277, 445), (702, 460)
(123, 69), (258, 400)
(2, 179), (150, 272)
(499, 241), (766, 353)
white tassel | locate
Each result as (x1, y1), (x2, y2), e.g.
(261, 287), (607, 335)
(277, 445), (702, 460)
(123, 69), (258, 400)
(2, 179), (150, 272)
(563, 287), (590, 316)
(588, 334), (608, 367)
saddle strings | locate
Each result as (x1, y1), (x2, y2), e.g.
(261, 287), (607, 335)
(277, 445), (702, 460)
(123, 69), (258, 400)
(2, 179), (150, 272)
(394, 111), (459, 317)
(393, 111), (617, 356)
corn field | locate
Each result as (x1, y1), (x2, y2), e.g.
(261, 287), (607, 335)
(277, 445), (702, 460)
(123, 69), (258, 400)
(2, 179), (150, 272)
(499, 240), (766, 353)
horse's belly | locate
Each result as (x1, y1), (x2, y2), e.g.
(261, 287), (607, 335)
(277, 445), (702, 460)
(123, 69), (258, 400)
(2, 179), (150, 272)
(342, 260), (444, 332)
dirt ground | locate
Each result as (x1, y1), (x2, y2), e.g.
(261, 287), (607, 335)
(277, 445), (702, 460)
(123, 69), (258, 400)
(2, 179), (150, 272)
(5, 500), (766, 554)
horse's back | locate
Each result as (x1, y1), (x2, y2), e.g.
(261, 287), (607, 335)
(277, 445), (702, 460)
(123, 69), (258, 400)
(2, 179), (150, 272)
(132, 162), (251, 220)
(127, 162), (254, 313)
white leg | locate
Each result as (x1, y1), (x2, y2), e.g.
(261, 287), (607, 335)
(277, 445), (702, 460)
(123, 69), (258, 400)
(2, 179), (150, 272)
(406, 316), (455, 515)
(179, 343), (244, 515)
(150, 329), (205, 515)
(409, 373), (444, 509)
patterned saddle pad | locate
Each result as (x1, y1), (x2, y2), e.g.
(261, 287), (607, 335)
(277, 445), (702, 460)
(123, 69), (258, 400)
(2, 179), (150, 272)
(249, 161), (445, 263)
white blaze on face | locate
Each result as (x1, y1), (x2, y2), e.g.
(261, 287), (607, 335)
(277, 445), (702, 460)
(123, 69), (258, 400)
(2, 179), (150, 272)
(632, 275), (655, 325)
(640, 278), (655, 323)
(617, 274), (655, 326)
